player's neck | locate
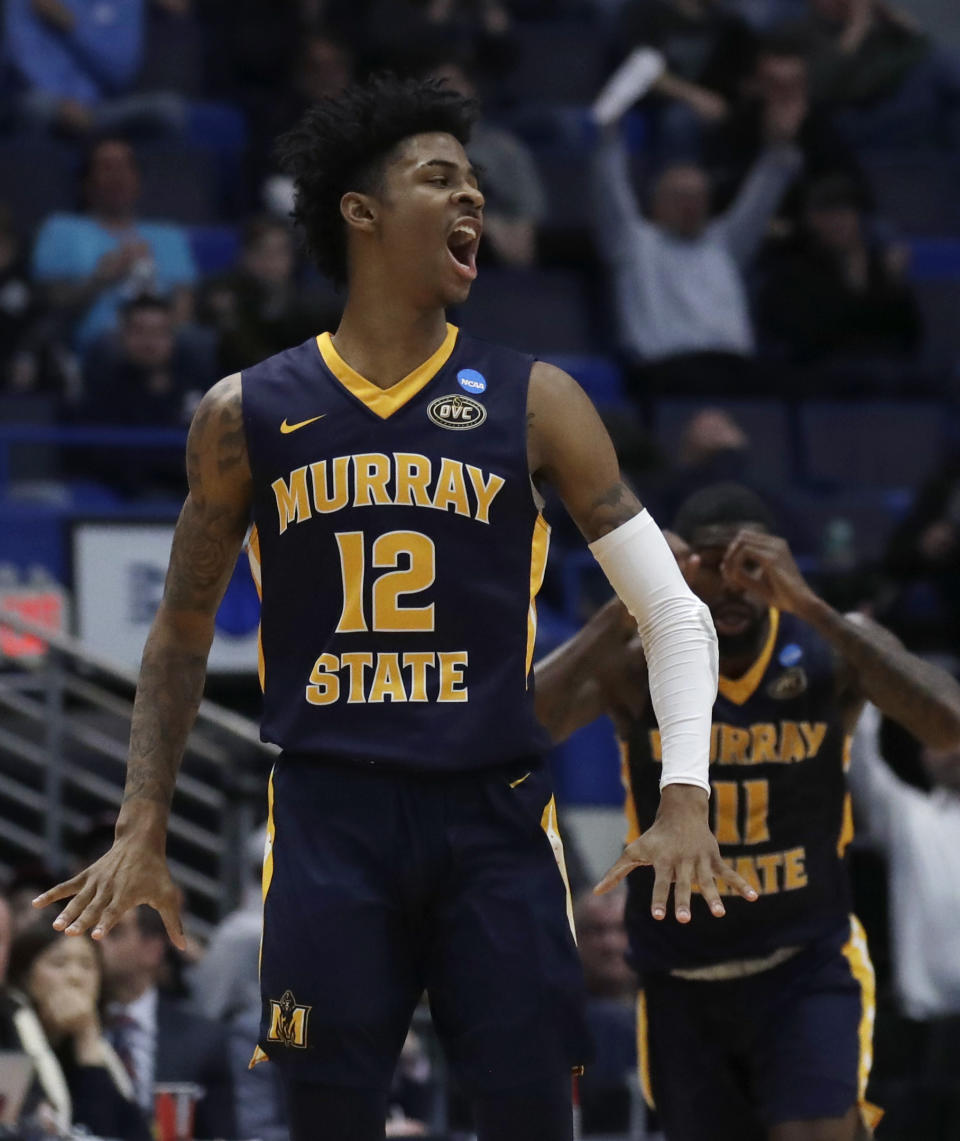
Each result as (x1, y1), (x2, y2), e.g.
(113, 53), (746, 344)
(718, 613), (771, 681)
(332, 292), (449, 391)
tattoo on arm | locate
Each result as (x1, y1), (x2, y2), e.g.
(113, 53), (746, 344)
(820, 609), (960, 746)
(587, 481), (643, 539)
(123, 379), (251, 812)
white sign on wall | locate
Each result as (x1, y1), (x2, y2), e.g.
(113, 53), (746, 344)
(72, 522), (260, 674)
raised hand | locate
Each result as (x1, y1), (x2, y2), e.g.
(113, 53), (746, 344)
(595, 785), (758, 921)
(720, 529), (815, 615)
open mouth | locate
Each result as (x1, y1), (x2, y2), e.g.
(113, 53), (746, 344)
(447, 219), (481, 281)
(713, 606), (755, 634)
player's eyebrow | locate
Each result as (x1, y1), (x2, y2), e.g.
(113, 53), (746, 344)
(419, 158), (481, 186)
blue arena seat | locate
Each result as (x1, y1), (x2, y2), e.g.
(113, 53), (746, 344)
(913, 279), (960, 368)
(536, 152), (593, 231)
(189, 225), (239, 275)
(785, 488), (910, 564)
(907, 238), (960, 281)
(798, 400), (948, 490)
(0, 141), (76, 237)
(864, 155), (960, 236)
(507, 24), (608, 105)
(542, 355), (625, 407)
(457, 268), (596, 354)
(653, 399), (796, 485)
(136, 145), (220, 225)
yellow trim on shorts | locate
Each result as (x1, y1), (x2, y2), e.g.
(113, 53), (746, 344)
(841, 914), (883, 1131)
(540, 795), (576, 940)
(636, 990), (655, 1110)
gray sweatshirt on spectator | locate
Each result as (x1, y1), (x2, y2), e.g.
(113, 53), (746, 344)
(593, 131), (802, 362)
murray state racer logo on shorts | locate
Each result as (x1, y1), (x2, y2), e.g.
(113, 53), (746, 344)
(267, 989), (311, 1048)
(427, 394), (487, 430)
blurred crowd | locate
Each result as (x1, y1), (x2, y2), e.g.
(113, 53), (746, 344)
(2, 1), (960, 1138)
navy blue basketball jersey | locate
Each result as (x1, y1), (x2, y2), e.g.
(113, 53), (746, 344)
(623, 609), (854, 971)
(241, 324), (552, 770)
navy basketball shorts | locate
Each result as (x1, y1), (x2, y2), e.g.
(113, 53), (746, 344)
(255, 756), (591, 1092)
(636, 917), (877, 1141)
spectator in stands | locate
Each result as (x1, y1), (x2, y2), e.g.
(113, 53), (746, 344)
(0, 895), (11, 983)
(4, 921), (151, 1140)
(759, 174), (922, 366)
(78, 294), (211, 427)
(428, 59), (547, 267)
(4, 864), (63, 935)
(31, 137), (197, 352)
(615, 0), (758, 158)
(247, 31), (356, 214)
(199, 217), (335, 373)
(4, 0), (184, 137)
(359, 0), (517, 80)
(881, 455), (960, 655)
(793, 0), (960, 149)
(849, 704), (960, 1139)
(707, 31), (868, 221)
(0, 204), (51, 394)
(573, 889), (637, 1137)
(73, 294), (213, 498)
(592, 50), (803, 396)
(100, 906), (237, 1141)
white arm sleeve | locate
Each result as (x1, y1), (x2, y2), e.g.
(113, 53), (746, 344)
(589, 510), (717, 794)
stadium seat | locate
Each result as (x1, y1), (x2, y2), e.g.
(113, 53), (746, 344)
(189, 225), (240, 275)
(912, 279), (960, 368)
(543, 355), (625, 407)
(507, 24), (608, 105)
(457, 268), (596, 354)
(537, 151), (593, 231)
(653, 399), (796, 485)
(137, 145), (220, 225)
(798, 400), (948, 489)
(863, 155), (960, 236)
(0, 141), (76, 238)
(786, 488), (910, 564)
(907, 238), (960, 281)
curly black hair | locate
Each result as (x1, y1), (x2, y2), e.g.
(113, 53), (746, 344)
(277, 74), (478, 286)
(673, 482), (776, 542)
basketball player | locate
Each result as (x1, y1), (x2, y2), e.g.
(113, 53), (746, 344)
(536, 482), (960, 1141)
(34, 77), (757, 1140)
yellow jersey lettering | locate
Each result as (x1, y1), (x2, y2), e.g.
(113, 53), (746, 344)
(750, 723), (778, 763)
(438, 650), (469, 701)
(341, 652), (373, 703)
(353, 453), (392, 507)
(754, 852), (783, 895)
(432, 458), (471, 517)
(310, 457), (350, 513)
(466, 464), (505, 525)
(779, 721), (806, 763)
(393, 453), (433, 508)
(783, 846), (808, 890)
(648, 729), (662, 762)
(368, 652), (407, 703)
(719, 725), (751, 764)
(272, 466), (312, 534)
(403, 651), (435, 702)
(800, 721), (827, 758)
(709, 724), (721, 762)
(734, 856), (762, 895)
(305, 653), (340, 705)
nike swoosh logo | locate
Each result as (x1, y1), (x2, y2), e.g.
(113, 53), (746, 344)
(509, 771), (532, 789)
(280, 415), (326, 434)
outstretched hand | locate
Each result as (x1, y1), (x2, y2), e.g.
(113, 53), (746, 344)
(32, 837), (186, 949)
(595, 785), (758, 922)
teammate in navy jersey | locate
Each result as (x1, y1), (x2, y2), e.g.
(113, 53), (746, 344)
(36, 77), (758, 1140)
(536, 482), (960, 1141)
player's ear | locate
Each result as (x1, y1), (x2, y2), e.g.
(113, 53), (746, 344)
(340, 192), (377, 233)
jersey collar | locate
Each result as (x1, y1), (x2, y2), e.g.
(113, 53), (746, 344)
(315, 323), (459, 419)
(718, 608), (780, 706)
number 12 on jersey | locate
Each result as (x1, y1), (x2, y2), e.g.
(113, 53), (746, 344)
(335, 530), (436, 633)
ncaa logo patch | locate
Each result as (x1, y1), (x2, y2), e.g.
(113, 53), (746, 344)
(778, 643), (804, 668)
(428, 394), (487, 430)
(267, 990), (311, 1049)
(457, 368), (487, 395)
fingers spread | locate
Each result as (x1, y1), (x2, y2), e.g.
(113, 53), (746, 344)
(650, 863), (671, 921)
(594, 854), (634, 895)
(697, 858), (726, 918)
(715, 856), (758, 902)
(33, 874), (84, 911)
(673, 861), (693, 923)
